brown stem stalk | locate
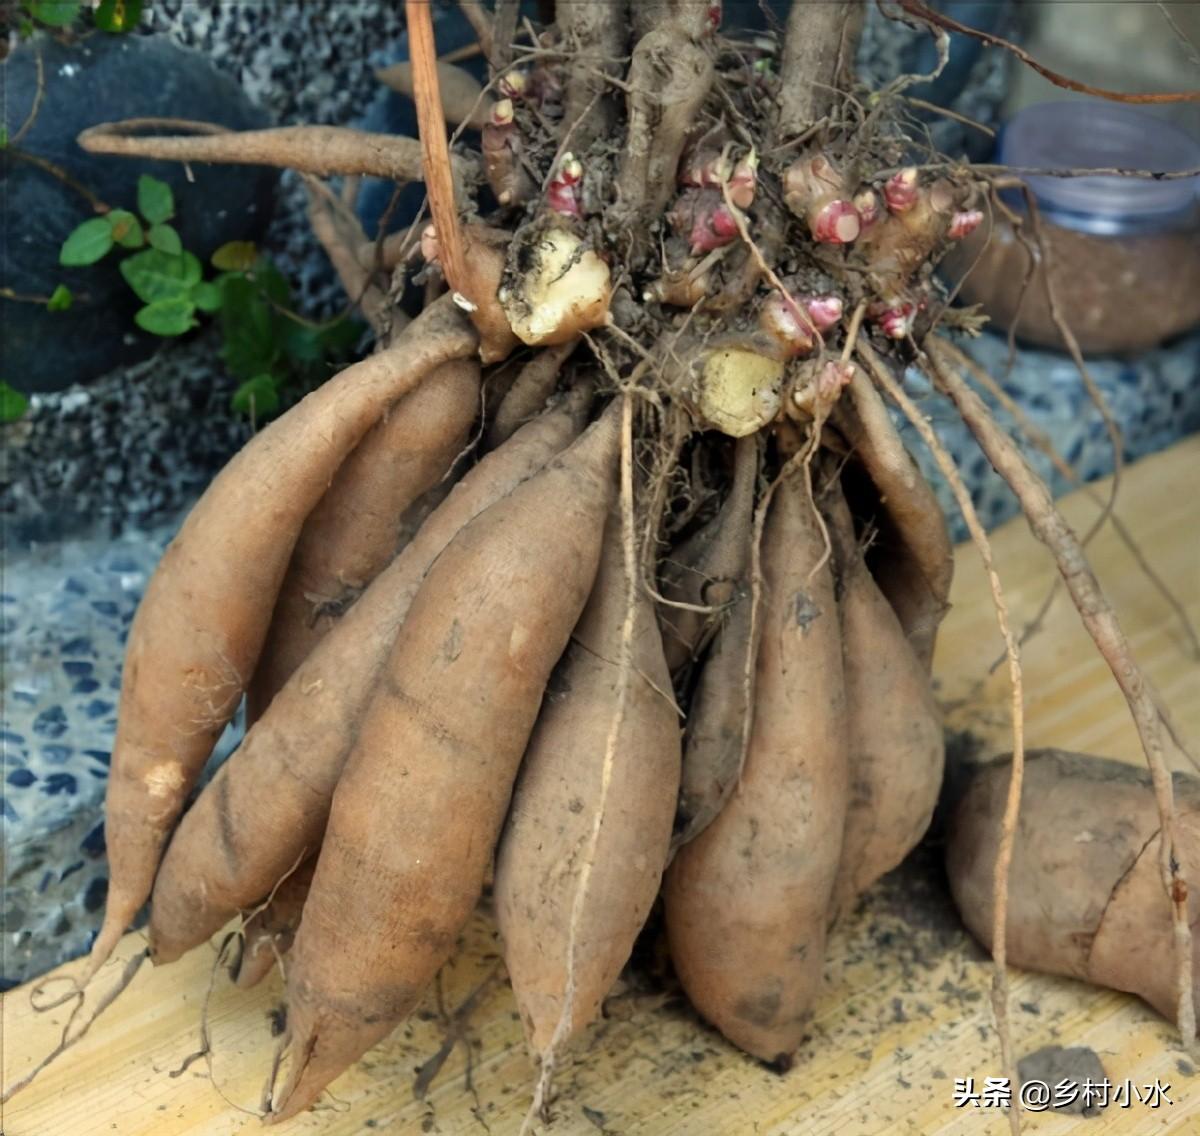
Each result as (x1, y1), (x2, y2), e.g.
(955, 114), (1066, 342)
(407, 0), (470, 303)
(776, 0), (863, 139)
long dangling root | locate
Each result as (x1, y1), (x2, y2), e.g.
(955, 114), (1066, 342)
(937, 336), (1200, 668)
(926, 337), (1197, 1049)
(859, 341), (1025, 1136)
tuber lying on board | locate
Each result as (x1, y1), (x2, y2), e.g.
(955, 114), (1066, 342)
(495, 503), (680, 1061)
(947, 749), (1200, 1023)
(147, 389), (592, 966)
(268, 410), (621, 1121)
(246, 357), (481, 721)
(663, 465), (849, 1067)
(824, 480), (944, 923)
(87, 298), (477, 981)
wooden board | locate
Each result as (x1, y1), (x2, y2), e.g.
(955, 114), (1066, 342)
(4, 437), (1199, 1136)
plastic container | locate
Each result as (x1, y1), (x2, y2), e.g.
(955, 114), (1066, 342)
(950, 102), (1200, 354)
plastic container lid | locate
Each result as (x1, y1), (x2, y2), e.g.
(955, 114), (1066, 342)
(998, 101), (1200, 235)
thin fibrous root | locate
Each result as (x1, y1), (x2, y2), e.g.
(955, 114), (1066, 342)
(407, 0), (471, 301)
(77, 119), (477, 190)
(858, 340), (1025, 1136)
(936, 336), (1200, 669)
(412, 962), (503, 1101)
(1, 949), (148, 1103)
(925, 337), (1198, 1052)
(521, 392), (638, 1136)
(896, 0), (1200, 105)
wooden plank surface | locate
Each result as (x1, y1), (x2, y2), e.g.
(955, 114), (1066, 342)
(4, 437), (1199, 1136)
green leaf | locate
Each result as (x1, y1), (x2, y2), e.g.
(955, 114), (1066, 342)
(147, 223), (182, 255)
(107, 209), (144, 249)
(92, 0), (142, 32)
(249, 258), (291, 306)
(119, 248), (201, 304)
(231, 374), (280, 419)
(0, 380), (30, 423)
(217, 274), (279, 380)
(317, 316), (364, 357)
(47, 284), (73, 312)
(27, 0), (81, 27)
(134, 298), (197, 337)
(211, 241), (257, 272)
(278, 320), (325, 366)
(136, 175), (174, 224)
(281, 315), (362, 371)
(190, 280), (223, 313)
(59, 217), (114, 266)
(0, 125), (8, 149)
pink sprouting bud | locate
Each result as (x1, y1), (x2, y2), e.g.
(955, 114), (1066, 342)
(728, 149), (758, 209)
(547, 152), (584, 217)
(690, 204), (739, 252)
(420, 224), (440, 264)
(760, 292), (815, 358)
(818, 360), (855, 399)
(853, 190), (880, 229)
(871, 301), (916, 340)
(498, 71), (527, 100)
(804, 294), (844, 333)
(557, 153), (583, 186)
(547, 184), (580, 217)
(949, 209), (984, 240)
(490, 98), (515, 127)
(671, 189), (740, 253)
(709, 205), (739, 241)
(884, 168), (920, 214)
(811, 199), (861, 245)
(707, 2), (722, 31)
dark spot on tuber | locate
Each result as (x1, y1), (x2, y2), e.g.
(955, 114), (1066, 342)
(734, 984), (781, 1027)
(791, 591), (821, 633)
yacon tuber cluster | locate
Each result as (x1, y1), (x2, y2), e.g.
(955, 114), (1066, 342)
(11, 0), (1194, 1127)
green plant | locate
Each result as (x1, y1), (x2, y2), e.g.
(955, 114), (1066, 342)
(0, 381), (31, 423)
(58, 176), (363, 420)
(16, 0), (142, 34)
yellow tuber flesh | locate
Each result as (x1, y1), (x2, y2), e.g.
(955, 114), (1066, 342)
(696, 348), (784, 437)
(500, 229), (612, 346)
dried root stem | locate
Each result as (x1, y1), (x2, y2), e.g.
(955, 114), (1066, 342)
(77, 120), (474, 187)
